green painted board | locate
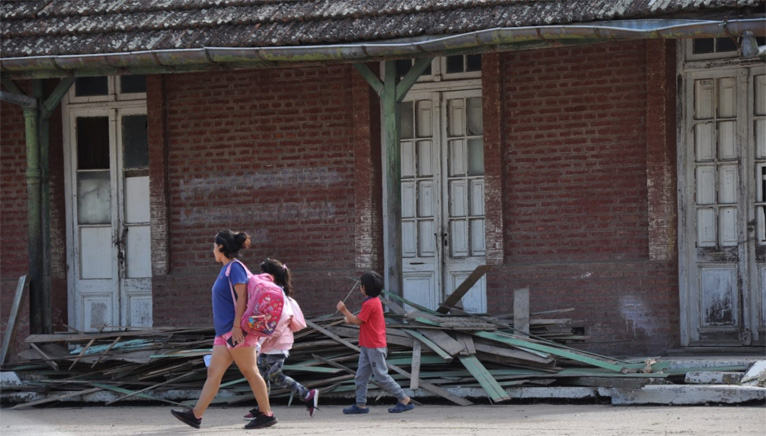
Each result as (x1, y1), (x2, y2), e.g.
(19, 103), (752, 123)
(473, 331), (630, 373)
(458, 355), (510, 402)
(382, 290), (441, 315)
(402, 329), (452, 362)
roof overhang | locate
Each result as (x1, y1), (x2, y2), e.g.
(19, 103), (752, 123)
(1, 18), (764, 79)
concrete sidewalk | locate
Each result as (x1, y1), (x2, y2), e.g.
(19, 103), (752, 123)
(2, 404), (765, 436)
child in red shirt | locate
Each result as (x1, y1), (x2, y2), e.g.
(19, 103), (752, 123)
(336, 271), (414, 414)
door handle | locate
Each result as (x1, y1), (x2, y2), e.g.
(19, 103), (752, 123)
(442, 232), (448, 247)
(747, 219), (756, 232)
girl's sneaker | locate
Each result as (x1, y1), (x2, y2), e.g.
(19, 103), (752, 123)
(342, 404), (369, 414)
(171, 408), (202, 429)
(244, 410), (278, 429)
(243, 407), (259, 420)
(303, 389), (319, 417)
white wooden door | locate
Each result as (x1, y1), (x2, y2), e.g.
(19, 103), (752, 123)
(399, 89), (486, 312)
(66, 106), (152, 331)
(682, 67), (765, 345)
(750, 68), (766, 346)
(441, 90), (486, 313)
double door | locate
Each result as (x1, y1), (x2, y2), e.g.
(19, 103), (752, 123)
(398, 89), (487, 312)
(682, 66), (766, 345)
(65, 105), (152, 331)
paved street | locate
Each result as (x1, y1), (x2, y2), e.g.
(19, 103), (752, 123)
(1, 404), (764, 435)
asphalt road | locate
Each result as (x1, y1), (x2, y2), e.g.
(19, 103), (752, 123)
(1, 404), (764, 435)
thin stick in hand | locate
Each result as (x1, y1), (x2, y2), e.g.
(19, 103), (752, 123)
(333, 280), (359, 315)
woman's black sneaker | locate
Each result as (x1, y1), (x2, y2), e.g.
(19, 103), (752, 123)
(244, 410), (278, 429)
(171, 408), (201, 429)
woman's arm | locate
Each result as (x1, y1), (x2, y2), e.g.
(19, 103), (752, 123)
(231, 282), (248, 344)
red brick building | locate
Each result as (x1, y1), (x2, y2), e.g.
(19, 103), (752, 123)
(2, 1), (765, 358)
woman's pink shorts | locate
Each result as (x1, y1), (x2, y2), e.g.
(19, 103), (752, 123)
(214, 331), (258, 349)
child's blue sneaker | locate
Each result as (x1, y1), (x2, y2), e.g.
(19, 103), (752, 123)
(388, 402), (414, 413)
(342, 404), (369, 414)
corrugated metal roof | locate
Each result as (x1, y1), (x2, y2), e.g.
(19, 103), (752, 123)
(1, 0), (763, 58)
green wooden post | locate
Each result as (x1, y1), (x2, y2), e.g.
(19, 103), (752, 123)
(382, 60), (403, 296)
(38, 78), (74, 333)
(23, 83), (43, 333)
(354, 59), (432, 297)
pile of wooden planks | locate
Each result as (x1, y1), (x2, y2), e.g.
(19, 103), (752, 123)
(5, 289), (743, 409)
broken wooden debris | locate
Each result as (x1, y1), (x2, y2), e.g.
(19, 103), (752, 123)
(0, 275), (28, 365)
(0, 291), (751, 409)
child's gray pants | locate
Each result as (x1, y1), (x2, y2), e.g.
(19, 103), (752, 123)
(355, 346), (406, 406)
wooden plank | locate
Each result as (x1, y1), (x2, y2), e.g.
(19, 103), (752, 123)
(379, 296), (406, 316)
(514, 287), (530, 335)
(472, 341), (553, 365)
(457, 355), (510, 403)
(473, 331), (631, 373)
(29, 342), (59, 371)
(395, 57), (433, 102)
(382, 290), (441, 315)
(91, 336), (122, 368)
(385, 334), (415, 348)
(385, 363), (473, 406)
(401, 329), (452, 362)
(417, 329), (466, 356)
(410, 340), (422, 390)
(87, 382), (183, 406)
(437, 265), (492, 314)
(11, 387), (102, 410)
(25, 327), (209, 343)
(106, 370), (196, 405)
(353, 63), (383, 96)
(68, 339), (95, 370)
(456, 333), (476, 355)
(0, 275), (28, 364)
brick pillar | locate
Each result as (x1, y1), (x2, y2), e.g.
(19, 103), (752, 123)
(482, 53), (505, 265)
(353, 64), (383, 271)
(147, 74), (170, 275)
(645, 40), (677, 261)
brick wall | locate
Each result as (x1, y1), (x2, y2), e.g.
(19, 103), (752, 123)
(494, 41), (679, 355)
(152, 65), (374, 326)
(0, 100), (31, 354)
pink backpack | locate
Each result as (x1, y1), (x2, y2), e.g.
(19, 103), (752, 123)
(226, 260), (285, 337)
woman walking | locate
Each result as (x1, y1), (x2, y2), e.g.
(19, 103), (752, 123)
(170, 230), (278, 430)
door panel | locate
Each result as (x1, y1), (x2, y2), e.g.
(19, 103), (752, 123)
(400, 95), (441, 310)
(67, 104), (151, 331)
(683, 66), (766, 345)
(751, 70), (766, 341)
(442, 90), (486, 313)
(118, 110), (152, 327)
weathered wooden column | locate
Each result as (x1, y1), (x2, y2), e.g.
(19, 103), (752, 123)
(354, 58), (432, 295)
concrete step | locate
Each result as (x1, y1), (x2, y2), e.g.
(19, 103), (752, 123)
(611, 385), (766, 405)
(684, 371), (743, 384)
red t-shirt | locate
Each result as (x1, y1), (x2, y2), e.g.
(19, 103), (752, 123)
(357, 296), (387, 348)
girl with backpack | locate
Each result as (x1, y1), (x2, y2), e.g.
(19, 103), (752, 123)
(171, 230), (278, 430)
(242, 258), (319, 419)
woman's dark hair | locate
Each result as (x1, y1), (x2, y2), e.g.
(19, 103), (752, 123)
(215, 230), (251, 259)
(261, 258), (293, 297)
(360, 271), (384, 298)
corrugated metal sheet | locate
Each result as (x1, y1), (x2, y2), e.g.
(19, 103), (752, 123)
(1, 0), (763, 57)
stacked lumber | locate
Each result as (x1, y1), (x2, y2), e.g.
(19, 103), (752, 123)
(4, 291), (737, 409)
